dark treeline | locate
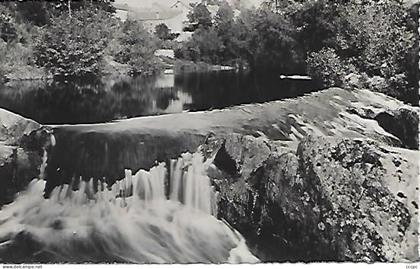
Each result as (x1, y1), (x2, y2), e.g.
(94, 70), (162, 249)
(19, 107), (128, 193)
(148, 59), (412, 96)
(176, 0), (418, 104)
(0, 0), (418, 104)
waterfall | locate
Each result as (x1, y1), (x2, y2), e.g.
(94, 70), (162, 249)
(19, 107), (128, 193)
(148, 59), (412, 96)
(168, 153), (218, 215)
(0, 152), (258, 264)
(96, 152), (217, 215)
(38, 134), (56, 180)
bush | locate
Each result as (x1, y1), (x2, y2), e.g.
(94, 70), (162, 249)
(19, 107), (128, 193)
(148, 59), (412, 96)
(302, 1), (417, 103)
(306, 48), (356, 87)
(34, 8), (116, 77)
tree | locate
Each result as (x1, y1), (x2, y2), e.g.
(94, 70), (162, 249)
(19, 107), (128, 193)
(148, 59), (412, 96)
(311, 0), (416, 103)
(290, 0), (341, 58)
(0, 7), (18, 42)
(15, 1), (50, 26)
(214, 1), (234, 31)
(12, 0), (116, 26)
(214, 1), (235, 61)
(175, 26), (223, 64)
(34, 8), (116, 77)
(187, 3), (212, 29)
(154, 23), (177, 41)
(233, 7), (301, 71)
(115, 20), (161, 75)
(45, 0), (116, 17)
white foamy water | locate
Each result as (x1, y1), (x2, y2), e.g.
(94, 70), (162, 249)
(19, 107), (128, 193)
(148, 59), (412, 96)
(0, 153), (258, 264)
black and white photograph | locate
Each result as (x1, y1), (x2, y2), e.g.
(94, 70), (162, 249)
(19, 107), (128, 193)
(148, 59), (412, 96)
(0, 0), (418, 266)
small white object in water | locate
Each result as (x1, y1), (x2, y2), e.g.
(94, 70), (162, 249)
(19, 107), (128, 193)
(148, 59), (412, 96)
(280, 74), (312, 80)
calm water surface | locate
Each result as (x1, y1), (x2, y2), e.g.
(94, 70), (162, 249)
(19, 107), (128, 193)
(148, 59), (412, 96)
(0, 71), (321, 124)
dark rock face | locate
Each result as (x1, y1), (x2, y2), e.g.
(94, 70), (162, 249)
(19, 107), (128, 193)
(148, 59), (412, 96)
(0, 109), (53, 206)
(205, 134), (418, 262)
(375, 108), (419, 150)
(346, 105), (419, 150)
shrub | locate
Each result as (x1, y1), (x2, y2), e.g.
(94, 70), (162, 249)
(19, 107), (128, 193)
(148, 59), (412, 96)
(34, 8), (116, 77)
(306, 48), (355, 87)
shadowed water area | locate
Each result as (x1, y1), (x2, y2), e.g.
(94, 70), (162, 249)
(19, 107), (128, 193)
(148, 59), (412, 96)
(0, 71), (321, 124)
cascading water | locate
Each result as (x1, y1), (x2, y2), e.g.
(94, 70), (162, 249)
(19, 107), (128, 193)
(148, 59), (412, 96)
(169, 153), (219, 216)
(0, 152), (258, 264)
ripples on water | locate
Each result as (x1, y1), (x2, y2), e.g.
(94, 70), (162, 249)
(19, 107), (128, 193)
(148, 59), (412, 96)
(0, 153), (258, 264)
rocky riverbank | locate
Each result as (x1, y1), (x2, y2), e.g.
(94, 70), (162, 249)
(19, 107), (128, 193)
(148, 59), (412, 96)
(44, 87), (419, 262)
(46, 87), (418, 185)
(0, 87), (418, 262)
(0, 109), (54, 205)
(202, 133), (418, 262)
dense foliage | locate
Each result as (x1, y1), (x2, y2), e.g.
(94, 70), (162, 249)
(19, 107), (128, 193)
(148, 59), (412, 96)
(176, 0), (418, 104)
(114, 20), (161, 75)
(187, 2), (213, 30)
(34, 8), (116, 77)
(303, 0), (417, 103)
(0, 0), (417, 104)
(0, 0), (159, 80)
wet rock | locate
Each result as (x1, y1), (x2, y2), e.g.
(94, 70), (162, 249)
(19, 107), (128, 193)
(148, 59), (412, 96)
(206, 134), (418, 262)
(0, 109), (52, 206)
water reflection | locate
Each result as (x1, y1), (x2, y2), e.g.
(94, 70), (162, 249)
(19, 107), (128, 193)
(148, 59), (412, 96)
(0, 71), (320, 124)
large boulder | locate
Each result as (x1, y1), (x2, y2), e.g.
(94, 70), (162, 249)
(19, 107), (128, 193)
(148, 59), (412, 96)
(0, 109), (53, 205)
(204, 134), (418, 262)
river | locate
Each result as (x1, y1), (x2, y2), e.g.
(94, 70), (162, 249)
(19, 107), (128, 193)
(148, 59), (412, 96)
(0, 71), (321, 124)
(0, 70), (321, 263)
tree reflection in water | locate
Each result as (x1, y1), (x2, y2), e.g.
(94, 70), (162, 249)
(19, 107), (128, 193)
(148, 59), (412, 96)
(0, 74), (184, 124)
(0, 71), (320, 124)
